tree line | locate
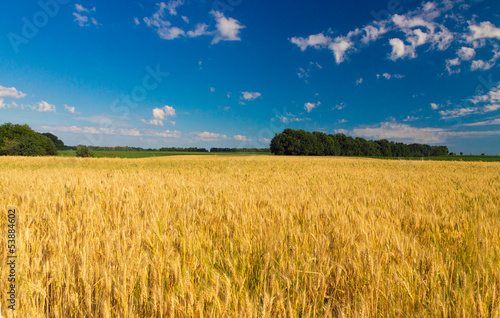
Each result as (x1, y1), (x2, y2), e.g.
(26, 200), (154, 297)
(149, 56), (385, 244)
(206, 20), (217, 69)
(65, 146), (210, 152)
(0, 123), (64, 156)
(210, 148), (270, 153)
(270, 129), (449, 157)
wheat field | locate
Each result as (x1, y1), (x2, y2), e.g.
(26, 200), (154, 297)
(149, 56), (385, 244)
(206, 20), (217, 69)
(0, 156), (499, 317)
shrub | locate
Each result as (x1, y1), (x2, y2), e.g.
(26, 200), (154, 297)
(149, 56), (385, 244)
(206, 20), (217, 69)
(76, 146), (94, 158)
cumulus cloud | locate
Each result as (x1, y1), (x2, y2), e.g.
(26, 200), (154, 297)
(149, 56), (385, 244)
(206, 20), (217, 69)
(304, 101), (320, 113)
(0, 85), (26, 99)
(142, 105), (176, 126)
(210, 10), (245, 44)
(142, 6), (243, 44)
(241, 92), (261, 101)
(290, 0), (456, 65)
(388, 38), (416, 60)
(33, 101), (56, 112)
(466, 21), (500, 42)
(356, 78), (363, 85)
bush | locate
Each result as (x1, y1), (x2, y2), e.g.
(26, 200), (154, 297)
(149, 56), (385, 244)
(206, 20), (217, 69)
(76, 146), (94, 158)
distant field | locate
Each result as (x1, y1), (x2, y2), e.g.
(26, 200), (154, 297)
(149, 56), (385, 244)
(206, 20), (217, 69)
(372, 155), (500, 162)
(1, 156), (499, 317)
(59, 150), (272, 158)
(59, 150), (500, 161)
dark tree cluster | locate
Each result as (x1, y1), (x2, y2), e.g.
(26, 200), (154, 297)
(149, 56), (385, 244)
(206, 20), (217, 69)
(0, 123), (61, 156)
(270, 129), (449, 157)
(210, 148), (270, 153)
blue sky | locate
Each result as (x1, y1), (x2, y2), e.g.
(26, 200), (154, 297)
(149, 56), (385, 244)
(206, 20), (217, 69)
(1, 0), (500, 154)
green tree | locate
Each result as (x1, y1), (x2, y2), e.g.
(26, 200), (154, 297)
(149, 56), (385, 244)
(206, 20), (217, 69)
(76, 146), (94, 158)
(0, 123), (58, 156)
(42, 132), (65, 150)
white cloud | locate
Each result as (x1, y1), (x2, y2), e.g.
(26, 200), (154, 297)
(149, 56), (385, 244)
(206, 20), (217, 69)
(241, 92), (261, 101)
(437, 83), (500, 118)
(210, 87), (215, 93)
(233, 135), (250, 142)
(290, 33), (331, 51)
(42, 125), (185, 138)
(210, 10), (245, 44)
(277, 115), (311, 123)
(377, 73), (405, 80)
(187, 23), (210, 38)
(466, 21), (500, 42)
(142, 105), (176, 126)
(73, 13), (88, 27)
(329, 37), (354, 64)
(73, 5), (97, 27)
(75, 4), (94, 13)
(166, 0), (184, 16)
(389, 38), (416, 60)
(332, 102), (346, 110)
(304, 101), (320, 113)
(64, 104), (80, 114)
(0, 99), (18, 110)
(471, 60), (493, 71)
(134, 17), (140, 25)
(402, 115), (420, 122)
(334, 129), (349, 134)
(33, 101), (56, 112)
(195, 131), (227, 141)
(142, 7), (243, 44)
(352, 122), (447, 143)
(73, 4), (99, 27)
(462, 118), (500, 126)
(290, 1), (456, 65)
(0, 85), (26, 99)
(158, 26), (185, 40)
(356, 78), (363, 85)
(144, 3), (185, 40)
(457, 47), (476, 60)
(430, 103), (441, 110)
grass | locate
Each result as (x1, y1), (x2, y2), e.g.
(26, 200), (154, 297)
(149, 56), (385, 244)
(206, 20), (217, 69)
(0, 156), (499, 317)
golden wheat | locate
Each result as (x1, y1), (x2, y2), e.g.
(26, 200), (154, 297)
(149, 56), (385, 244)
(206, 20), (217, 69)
(0, 156), (499, 317)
